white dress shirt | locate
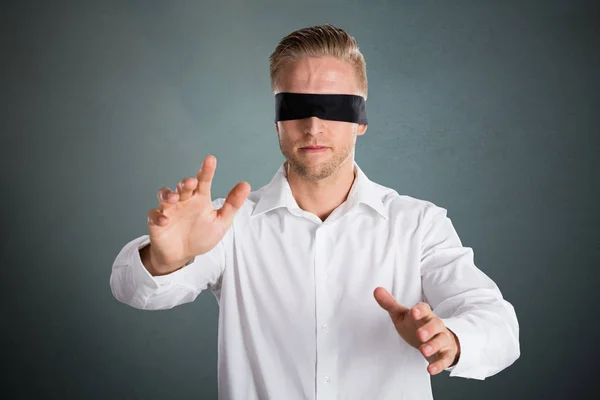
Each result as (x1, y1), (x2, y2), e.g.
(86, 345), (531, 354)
(110, 161), (520, 400)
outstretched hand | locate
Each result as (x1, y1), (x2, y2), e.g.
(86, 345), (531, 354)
(145, 155), (250, 275)
(373, 287), (461, 375)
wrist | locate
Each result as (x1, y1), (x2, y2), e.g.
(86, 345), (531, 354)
(140, 244), (185, 276)
(448, 328), (461, 367)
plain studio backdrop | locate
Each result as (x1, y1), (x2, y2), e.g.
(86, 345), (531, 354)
(2, 1), (598, 399)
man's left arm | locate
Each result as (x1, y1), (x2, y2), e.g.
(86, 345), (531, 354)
(420, 205), (520, 380)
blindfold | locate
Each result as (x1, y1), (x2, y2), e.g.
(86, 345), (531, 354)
(274, 92), (368, 125)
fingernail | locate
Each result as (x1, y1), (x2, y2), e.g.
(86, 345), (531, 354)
(414, 309), (420, 318)
(431, 366), (438, 373)
(424, 345), (432, 355)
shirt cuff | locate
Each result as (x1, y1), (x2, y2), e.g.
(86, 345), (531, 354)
(129, 237), (186, 306)
(441, 316), (487, 380)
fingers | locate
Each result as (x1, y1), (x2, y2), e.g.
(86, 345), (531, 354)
(155, 155), (214, 210)
(416, 317), (445, 343)
(217, 181), (251, 223)
(177, 177), (197, 201)
(148, 208), (168, 226)
(419, 331), (452, 359)
(156, 177), (196, 214)
(410, 302), (433, 322)
(373, 287), (409, 317)
(414, 315), (460, 375)
(149, 155), (220, 225)
(157, 187), (179, 212)
(195, 155), (217, 197)
(427, 348), (456, 375)
(157, 187), (174, 203)
(419, 329), (456, 375)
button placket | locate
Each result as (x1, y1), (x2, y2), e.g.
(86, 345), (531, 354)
(314, 226), (335, 398)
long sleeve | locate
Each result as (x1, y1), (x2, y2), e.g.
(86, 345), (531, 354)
(419, 205), (520, 380)
(109, 200), (229, 310)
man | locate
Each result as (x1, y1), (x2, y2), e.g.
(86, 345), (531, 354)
(110, 24), (519, 400)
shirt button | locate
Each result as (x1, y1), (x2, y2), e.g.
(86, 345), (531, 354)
(323, 375), (330, 383)
(319, 273), (328, 280)
(321, 324), (329, 332)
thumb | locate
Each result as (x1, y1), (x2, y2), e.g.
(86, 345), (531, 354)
(218, 182), (251, 223)
(373, 287), (409, 316)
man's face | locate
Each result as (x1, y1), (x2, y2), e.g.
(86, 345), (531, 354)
(275, 56), (367, 181)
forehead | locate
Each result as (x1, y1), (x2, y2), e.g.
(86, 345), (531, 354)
(276, 56), (360, 95)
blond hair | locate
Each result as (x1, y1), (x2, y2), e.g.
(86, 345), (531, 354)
(269, 24), (368, 99)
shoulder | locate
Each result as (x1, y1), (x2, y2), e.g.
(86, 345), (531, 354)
(372, 181), (448, 223)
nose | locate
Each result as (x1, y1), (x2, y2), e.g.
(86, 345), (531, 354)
(304, 116), (324, 136)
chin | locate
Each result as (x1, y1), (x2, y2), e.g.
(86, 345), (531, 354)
(292, 161), (338, 180)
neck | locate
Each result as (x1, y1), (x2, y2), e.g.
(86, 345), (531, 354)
(285, 158), (356, 221)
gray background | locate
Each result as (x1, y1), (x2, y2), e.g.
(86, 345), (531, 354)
(2, 0), (599, 399)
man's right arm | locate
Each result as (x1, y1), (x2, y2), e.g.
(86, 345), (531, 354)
(110, 155), (248, 311)
(109, 231), (227, 310)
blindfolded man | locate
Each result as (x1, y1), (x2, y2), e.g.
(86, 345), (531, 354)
(110, 24), (520, 400)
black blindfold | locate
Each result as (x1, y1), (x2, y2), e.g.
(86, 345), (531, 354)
(274, 92), (367, 125)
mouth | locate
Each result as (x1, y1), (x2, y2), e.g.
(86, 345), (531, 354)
(300, 145), (329, 153)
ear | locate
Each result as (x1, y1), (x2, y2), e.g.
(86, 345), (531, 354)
(275, 122), (279, 134)
(357, 123), (367, 136)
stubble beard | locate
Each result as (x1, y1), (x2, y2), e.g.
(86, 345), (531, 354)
(279, 134), (356, 181)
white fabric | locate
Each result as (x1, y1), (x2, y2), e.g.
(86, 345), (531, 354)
(110, 161), (520, 400)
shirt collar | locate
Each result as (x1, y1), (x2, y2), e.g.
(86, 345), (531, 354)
(251, 161), (388, 219)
